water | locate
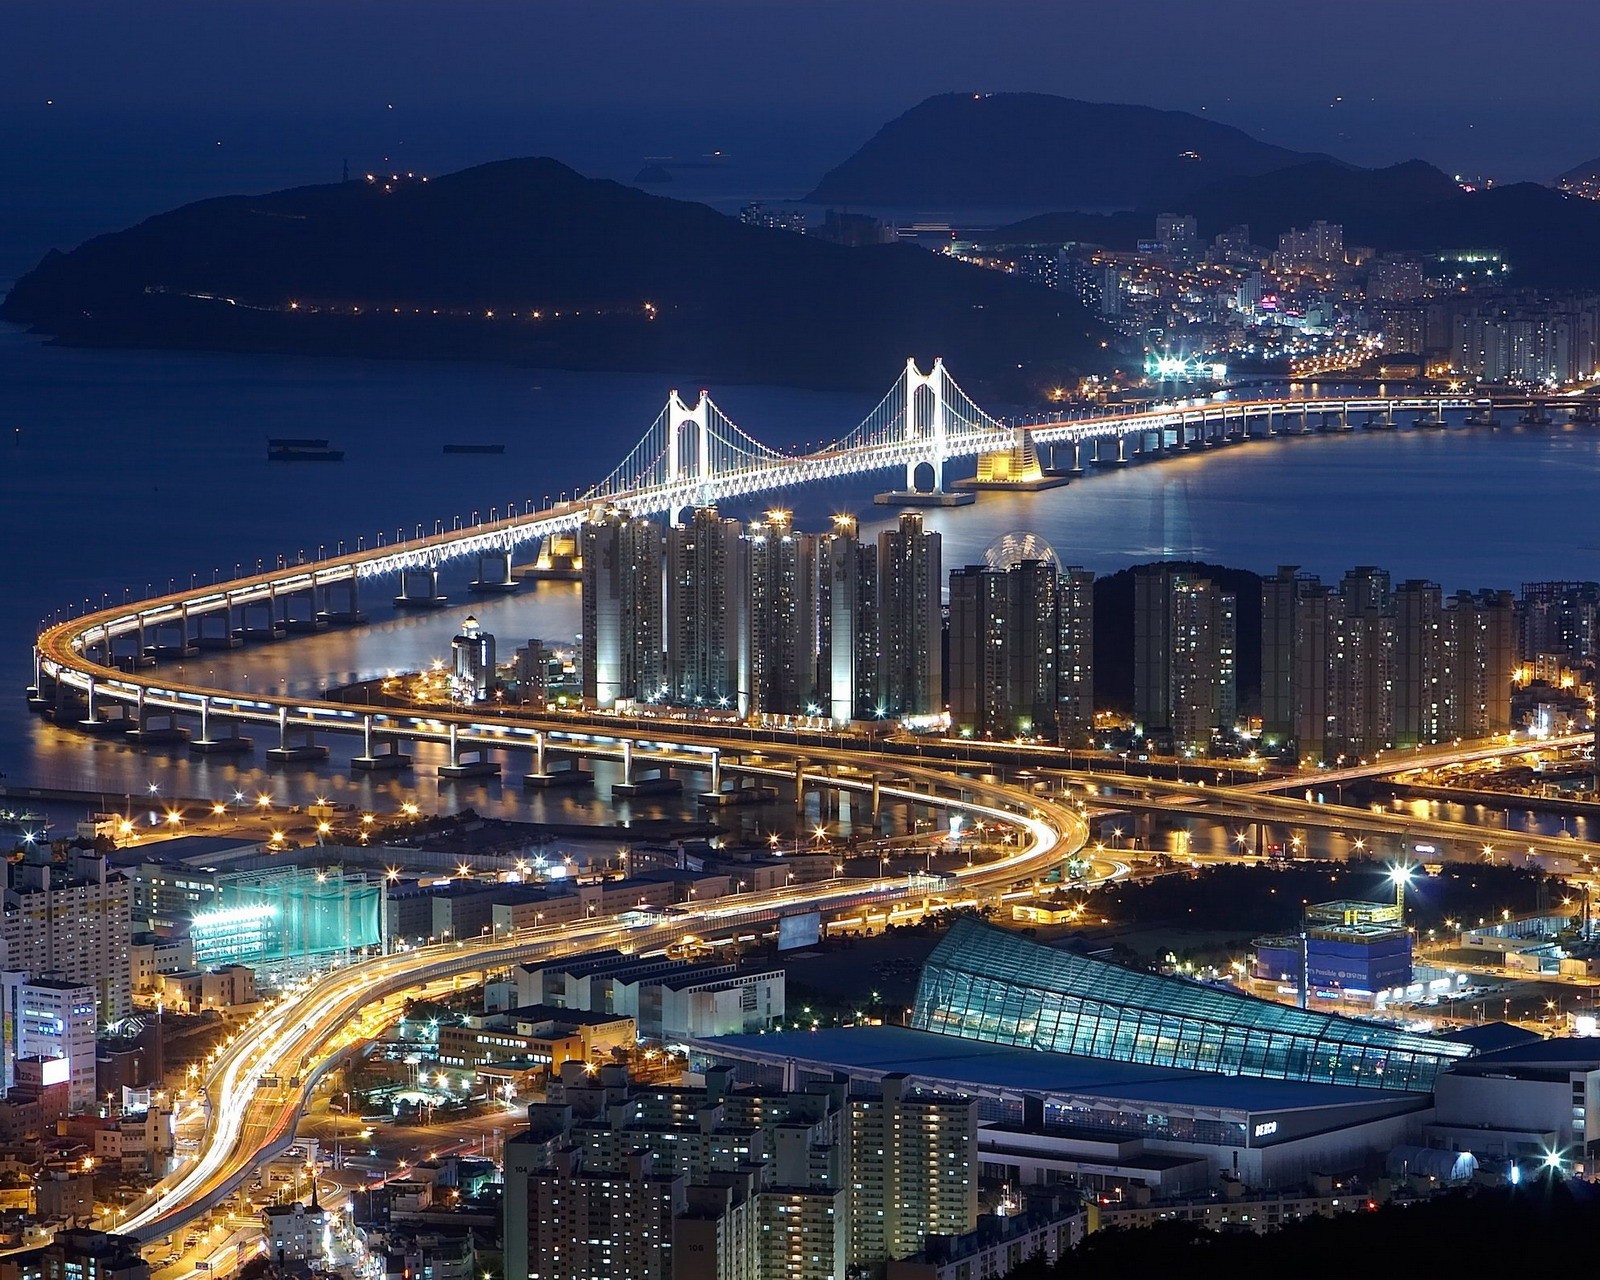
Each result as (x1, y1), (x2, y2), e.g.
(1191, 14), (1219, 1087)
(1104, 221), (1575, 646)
(7, 325), (1600, 824)
(5, 107), (1600, 824)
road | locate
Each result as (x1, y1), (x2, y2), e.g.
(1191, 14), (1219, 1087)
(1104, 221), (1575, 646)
(111, 755), (1090, 1245)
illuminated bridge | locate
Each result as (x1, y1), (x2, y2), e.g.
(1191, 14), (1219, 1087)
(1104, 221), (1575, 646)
(31, 360), (1481, 773)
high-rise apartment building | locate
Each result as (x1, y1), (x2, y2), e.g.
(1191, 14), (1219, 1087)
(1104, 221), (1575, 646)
(1261, 565), (1320, 746)
(666, 507), (742, 707)
(1134, 566), (1236, 753)
(3, 852), (131, 1025)
(948, 558), (1061, 739)
(847, 1075), (978, 1270)
(1285, 572), (1396, 763)
(738, 510), (818, 717)
(1271, 567), (1514, 763)
(505, 1064), (847, 1280)
(1519, 581), (1600, 666)
(1394, 578), (1445, 747)
(1057, 567), (1096, 745)
(877, 515), (942, 717)
(816, 516), (880, 724)
(581, 507), (664, 707)
(0, 974), (97, 1112)
(1445, 589), (1515, 738)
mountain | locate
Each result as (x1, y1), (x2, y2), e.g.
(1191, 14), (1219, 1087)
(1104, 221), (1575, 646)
(806, 92), (1341, 211)
(991, 160), (1460, 248)
(989, 163), (1600, 289)
(0, 157), (1106, 394)
(1555, 154), (1600, 190)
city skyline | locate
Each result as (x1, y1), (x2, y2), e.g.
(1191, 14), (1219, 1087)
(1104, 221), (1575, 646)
(7, 6), (1600, 1277)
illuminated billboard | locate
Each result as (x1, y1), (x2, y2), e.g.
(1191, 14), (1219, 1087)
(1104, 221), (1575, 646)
(777, 911), (821, 952)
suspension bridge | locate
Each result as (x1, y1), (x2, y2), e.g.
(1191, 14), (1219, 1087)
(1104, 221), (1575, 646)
(32, 358), (1485, 755)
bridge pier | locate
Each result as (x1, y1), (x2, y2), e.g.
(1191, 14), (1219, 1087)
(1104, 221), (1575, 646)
(76, 675), (131, 735)
(189, 696), (254, 755)
(440, 722), (500, 779)
(266, 706), (330, 763)
(125, 688), (188, 746)
(352, 715), (412, 771)
(523, 733), (592, 788)
(469, 549), (518, 594)
(239, 595), (285, 642)
(394, 566), (447, 609)
(279, 585), (327, 633)
(317, 577), (365, 624)
(523, 531), (583, 581)
(612, 740), (683, 797)
(193, 604), (242, 650)
(151, 610), (198, 660)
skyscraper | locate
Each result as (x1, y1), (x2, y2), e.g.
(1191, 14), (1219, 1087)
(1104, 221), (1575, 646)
(1394, 578), (1444, 747)
(817, 515), (879, 724)
(666, 506), (742, 707)
(877, 514), (942, 717)
(948, 558), (1061, 739)
(847, 1075), (978, 1269)
(1261, 565), (1320, 746)
(1278, 568), (1512, 764)
(581, 507), (664, 707)
(1134, 566), (1236, 753)
(1445, 589), (1515, 738)
(738, 510), (818, 717)
(1057, 567), (1096, 746)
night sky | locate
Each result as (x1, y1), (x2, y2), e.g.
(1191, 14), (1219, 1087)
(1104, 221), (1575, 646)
(4, 1), (1600, 186)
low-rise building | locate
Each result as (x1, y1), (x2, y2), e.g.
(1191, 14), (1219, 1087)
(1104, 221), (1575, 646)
(437, 1006), (636, 1076)
(262, 1198), (329, 1264)
(886, 1193), (1090, 1280)
(513, 953), (784, 1040)
(157, 965), (255, 1013)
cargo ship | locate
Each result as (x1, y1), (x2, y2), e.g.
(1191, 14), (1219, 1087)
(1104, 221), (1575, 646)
(268, 437), (344, 461)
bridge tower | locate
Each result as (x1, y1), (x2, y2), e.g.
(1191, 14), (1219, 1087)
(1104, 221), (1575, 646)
(665, 389), (714, 523)
(873, 358), (974, 508)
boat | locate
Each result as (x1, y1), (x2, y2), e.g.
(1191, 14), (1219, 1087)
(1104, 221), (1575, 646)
(0, 808), (49, 843)
(443, 443), (507, 455)
(268, 444), (345, 462)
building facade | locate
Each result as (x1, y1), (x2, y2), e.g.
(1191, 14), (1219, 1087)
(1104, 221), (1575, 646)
(581, 507), (665, 707)
(878, 515), (943, 717)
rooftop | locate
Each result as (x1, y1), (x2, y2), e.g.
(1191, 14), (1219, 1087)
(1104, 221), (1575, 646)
(700, 1025), (1423, 1114)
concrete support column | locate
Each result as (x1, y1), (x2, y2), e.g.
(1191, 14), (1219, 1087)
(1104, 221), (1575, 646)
(449, 721), (460, 764)
(534, 732), (546, 776)
(709, 750), (721, 795)
(794, 762), (806, 814)
(278, 705), (289, 749)
(621, 738), (634, 785)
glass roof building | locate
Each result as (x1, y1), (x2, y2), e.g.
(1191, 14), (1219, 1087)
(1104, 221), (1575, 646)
(911, 919), (1470, 1093)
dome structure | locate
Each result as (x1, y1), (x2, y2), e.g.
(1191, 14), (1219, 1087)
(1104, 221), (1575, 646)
(982, 531), (1060, 573)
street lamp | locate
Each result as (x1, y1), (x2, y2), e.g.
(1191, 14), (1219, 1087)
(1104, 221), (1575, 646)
(1389, 864), (1415, 917)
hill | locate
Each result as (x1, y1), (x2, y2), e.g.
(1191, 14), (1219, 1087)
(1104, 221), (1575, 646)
(0, 157), (1106, 394)
(806, 92), (1341, 211)
(991, 164), (1600, 288)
